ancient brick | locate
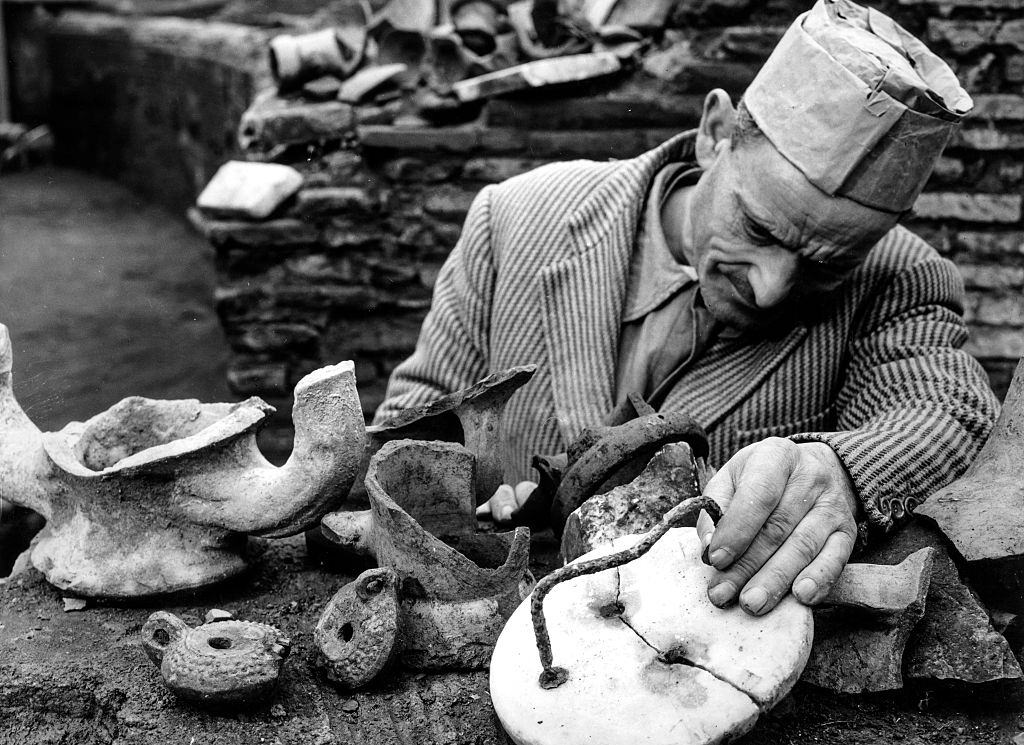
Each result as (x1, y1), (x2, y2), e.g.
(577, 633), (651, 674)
(484, 85), (704, 130)
(424, 187), (476, 222)
(970, 95), (1024, 121)
(926, 20), (997, 55)
(380, 156), (463, 183)
(958, 264), (1024, 289)
(321, 220), (384, 250)
(239, 93), (355, 151)
(956, 127), (1024, 151)
(965, 326), (1024, 360)
(951, 230), (1024, 258)
(462, 157), (549, 182)
(996, 19), (1024, 51)
(227, 361), (290, 396)
(231, 322), (321, 353)
(912, 192), (1023, 223)
(294, 187), (378, 218)
(930, 156), (965, 185)
(358, 124), (483, 152)
(1006, 55), (1024, 83)
(189, 208), (321, 248)
(524, 129), (650, 159)
(642, 36), (758, 94)
(321, 312), (426, 355)
(964, 293), (1024, 326)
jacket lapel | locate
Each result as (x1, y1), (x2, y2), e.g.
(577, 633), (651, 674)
(660, 324), (809, 431)
(540, 131), (696, 440)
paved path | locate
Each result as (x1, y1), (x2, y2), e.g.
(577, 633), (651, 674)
(0, 165), (232, 434)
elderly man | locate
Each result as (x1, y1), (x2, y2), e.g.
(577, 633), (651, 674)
(375, 0), (999, 617)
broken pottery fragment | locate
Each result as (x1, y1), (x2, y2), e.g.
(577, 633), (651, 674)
(143, 610), (290, 707)
(561, 441), (702, 562)
(317, 440), (532, 687)
(0, 322), (366, 598)
(196, 161), (303, 220)
(452, 52), (621, 102)
(270, 3), (370, 90)
(863, 520), (1023, 686)
(917, 357), (1024, 614)
(548, 405), (708, 533)
(490, 528), (812, 745)
(337, 63), (409, 103)
(366, 365), (535, 504)
(801, 548), (935, 693)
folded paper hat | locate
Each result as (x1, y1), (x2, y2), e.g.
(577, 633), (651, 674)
(743, 0), (972, 213)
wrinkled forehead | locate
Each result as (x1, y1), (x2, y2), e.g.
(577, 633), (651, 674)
(731, 139), (899, 263)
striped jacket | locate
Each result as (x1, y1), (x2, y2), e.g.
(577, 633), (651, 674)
(376, 131), (1000, 539)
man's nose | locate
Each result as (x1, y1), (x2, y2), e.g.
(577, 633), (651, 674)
(752, 253), (798, 309)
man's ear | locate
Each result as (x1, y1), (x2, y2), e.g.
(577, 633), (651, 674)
(695, 89), (736, 169)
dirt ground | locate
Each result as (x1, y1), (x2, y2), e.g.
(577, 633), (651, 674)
(0, 166), (232, 432)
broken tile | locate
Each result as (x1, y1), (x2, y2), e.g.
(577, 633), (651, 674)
(916, 359), (1024, 615)
(196, 161), (304, 220)
(560, 441), (700, 562)
(337, 64), (410, 104)
(801, 548), (935, 694)
(863, 520), (1023, 686)
(452, 51), (621, 102)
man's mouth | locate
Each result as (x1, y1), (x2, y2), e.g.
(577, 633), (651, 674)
(717, 264), (758, 308)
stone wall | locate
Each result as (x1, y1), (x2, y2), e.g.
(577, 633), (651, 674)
(190, 1), (1024, 445)
(7, 10), (272, 211)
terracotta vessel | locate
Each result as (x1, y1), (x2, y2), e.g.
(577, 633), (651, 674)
(0, 322), (366, 598)
(317, 440), (533, 688)
(143, 610), (291, 706)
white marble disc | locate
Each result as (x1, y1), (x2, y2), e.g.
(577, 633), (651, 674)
(489, 527), (813, 745)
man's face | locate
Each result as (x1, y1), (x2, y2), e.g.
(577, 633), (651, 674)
(680, 136), (900, 333)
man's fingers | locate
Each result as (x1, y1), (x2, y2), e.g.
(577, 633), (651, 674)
(707, 495), (855, 614)
(475, 482), (537, 522)
(705, 438), (802, 569)
(791, 530), (857, 605)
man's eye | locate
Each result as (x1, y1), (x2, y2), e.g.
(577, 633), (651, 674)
(743, 219), (775, 245)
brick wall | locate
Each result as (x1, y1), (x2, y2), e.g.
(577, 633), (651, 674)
(9, 11), (273, 211)
(30, 0), (1003, 451)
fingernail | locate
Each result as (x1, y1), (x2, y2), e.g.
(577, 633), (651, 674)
(741, 587), (769, 615)
(793, 577), (817, 603)
(707, 581), (737, 608)
(708, 548), (733, 569)
(700, 533), (713, 565)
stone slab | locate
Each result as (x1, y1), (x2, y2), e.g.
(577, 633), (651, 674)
(862, 520), (1023, 687)
(197, 161), (304, 220)
(801, 549), (935, 694)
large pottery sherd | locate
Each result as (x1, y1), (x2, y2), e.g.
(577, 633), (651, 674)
(917, 357), (1024, 613)
(0, 322), (366, 598)
(317, 440), (533, 687)
(490, 528), (813, 745)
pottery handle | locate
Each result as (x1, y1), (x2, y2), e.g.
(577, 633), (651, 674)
(141, 611), (189, 666)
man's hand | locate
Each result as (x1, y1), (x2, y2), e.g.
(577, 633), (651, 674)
(702, 438), (859, 616)
(475, 481), (538, 523)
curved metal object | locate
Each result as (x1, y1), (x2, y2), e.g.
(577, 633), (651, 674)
(0, 322), (366, 598)
(532, 496), (722, 689)
(549, 410), (709, 533)
(317, 440), (533, 687)
(142, 610), (291, 707)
